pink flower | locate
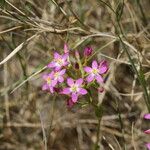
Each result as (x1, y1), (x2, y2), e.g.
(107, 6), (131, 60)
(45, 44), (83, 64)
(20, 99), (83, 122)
(75, 50), (80, 58)
(144, 113), (150, 134)
(47, 52), (69, 70)
(144, 129), (150, 134)
(84, 60), (108, 83)
(61, 78), (87, 103)
(64, 43), (69, 53)
(52, 69), (66, 84)
(144, 114), (150, 120)
(144, 114), (150, 149)
(42, 73), (57, 93)
(146, 143), (150, 150)
(98, 87), (104, 93)
(84, 47), (93, 57)
(74, 62), (79, 69)
(99, 60), (108, 74)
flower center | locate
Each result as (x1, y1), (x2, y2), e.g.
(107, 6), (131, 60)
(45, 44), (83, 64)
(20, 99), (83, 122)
(92, 68), (99, 74)
(56, 58), (64, 65)
(54, 72), (59, 79)
(46, 77), (51, 84)
(70, 84), (79, 92)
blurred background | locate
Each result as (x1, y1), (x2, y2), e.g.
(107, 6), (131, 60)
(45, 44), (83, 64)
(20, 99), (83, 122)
(0, 0), (150, 149)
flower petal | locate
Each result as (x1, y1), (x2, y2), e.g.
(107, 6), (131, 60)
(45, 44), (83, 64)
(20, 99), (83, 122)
(96, 74), (103, 83)
(63, 53), (69, 60)
(42, 84), (49, 90)
(64, 44), (69, 53)
(51, 80), (57, 86)
(71, 93), (78, 103)
(86, 74), (94, 83)
(99, 60), (108, 74)
(144, 129), (150, 134)
(67, 78), (74, 86)
(92, 60), (98, 69)
(63, 61), (69, 67)
(79, 88), (87, 95)
(60, 69), (66, 75)
(47, 62), (55, 68)
(42, 74), (48, 80)
(58, 76), (64, 83)
(146, 143), (150, 150)
(54, 52), (60, 59)
(84, 66), (92, 73)
(76, 78), (83, 86)
(49, 87), (54, 93)
(55, 66), (61, 71)
(62, 88), (71, 94)
(144, 114), (150, 120)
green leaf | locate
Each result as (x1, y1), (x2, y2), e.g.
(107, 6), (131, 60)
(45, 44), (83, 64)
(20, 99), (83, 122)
(116, 1), (124, 21)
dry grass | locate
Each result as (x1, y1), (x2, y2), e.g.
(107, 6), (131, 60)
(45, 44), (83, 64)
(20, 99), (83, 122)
(0, 0), (150, 150)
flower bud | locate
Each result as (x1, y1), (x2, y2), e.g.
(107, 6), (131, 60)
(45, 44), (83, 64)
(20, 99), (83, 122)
(146, 143), (150, 150)
(144, 129), (150, 134)
(54, 87), (61, 93)
(144, 114), (150, 120)
(74, 62), (79, 69)
(64, 43), (69, 53)
(84, 47), (93, 57)
(67, 99), (74, 108)
(75, 50), (80, 58)
(98, 87), (104, 93)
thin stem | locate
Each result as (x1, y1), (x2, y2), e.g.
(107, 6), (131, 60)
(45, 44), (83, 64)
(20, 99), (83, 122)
(95, 116), (102, 150)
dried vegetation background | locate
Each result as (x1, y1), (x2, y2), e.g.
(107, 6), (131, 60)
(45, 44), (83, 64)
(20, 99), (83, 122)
(0, 0), (150, 150)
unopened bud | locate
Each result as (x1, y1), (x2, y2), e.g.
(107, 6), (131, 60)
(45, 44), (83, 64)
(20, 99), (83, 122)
(74, 62), (79, 69)
(75, 50), (80, 58)
(67, 99), (74, 108)
(84, 47), (93, 57)
(98, 87), (104, 93)
(64, 43), (69, 53)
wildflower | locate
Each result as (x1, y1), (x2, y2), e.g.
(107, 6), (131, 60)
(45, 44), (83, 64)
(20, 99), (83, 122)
(84, 47), (93, 57)
(146, 143), (150, 150)
(75, 50), (80, 58)
(74, 62), (79, 70)
(47, 52), (69, 70)
(62, 78), (87, 103)
(144, 113), (150, 149)
(53, 69), (66, 84)
(99, 60), (108, 74)
(144, 129), (150, 134)
(98, 87), (104, 93)
(42, 73), (56, 93)
(144, 114), (150, 120)
(64, 43), (69, 53)
(144, 113), (150, 134)
(84, 60), (108, 83)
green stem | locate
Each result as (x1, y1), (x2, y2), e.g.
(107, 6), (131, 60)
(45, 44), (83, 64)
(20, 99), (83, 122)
(94, 116), (102, 150)
(87, 85), (103, 150)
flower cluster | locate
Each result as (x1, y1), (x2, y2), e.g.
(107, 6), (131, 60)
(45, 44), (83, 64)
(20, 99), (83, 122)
(42, 44), (108, 107)
(144, 114), (150, 149)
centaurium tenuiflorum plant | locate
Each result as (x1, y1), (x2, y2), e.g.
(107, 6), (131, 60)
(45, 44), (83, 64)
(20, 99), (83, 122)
(42, 44), (108, 149)
(42, 44), (108, 107)
(144, 114), (150, 149)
